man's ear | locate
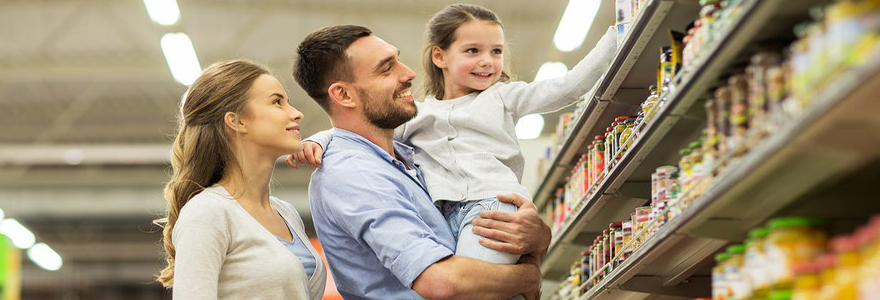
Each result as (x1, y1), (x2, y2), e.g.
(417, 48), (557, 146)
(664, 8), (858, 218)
(224, 112), (247, 134)
(431, 46), (447, 69)
(328, 82), (357, 109)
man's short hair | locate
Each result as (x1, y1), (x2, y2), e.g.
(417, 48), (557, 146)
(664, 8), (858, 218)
(293, 25), (372, 112)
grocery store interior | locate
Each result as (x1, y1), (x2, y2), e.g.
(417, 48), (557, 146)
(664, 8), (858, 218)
(1, 0), (878, 299)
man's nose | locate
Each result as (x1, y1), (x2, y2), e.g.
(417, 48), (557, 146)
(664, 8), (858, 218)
(398, 61), (416, 82)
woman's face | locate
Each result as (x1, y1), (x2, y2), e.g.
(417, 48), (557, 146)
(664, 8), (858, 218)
(238, 74), (304, 157)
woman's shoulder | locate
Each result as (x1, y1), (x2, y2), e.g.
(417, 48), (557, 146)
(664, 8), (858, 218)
(179, 186), (238, 219)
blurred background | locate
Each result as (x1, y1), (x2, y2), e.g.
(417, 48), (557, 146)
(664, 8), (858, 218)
(0, 0), (617, 299)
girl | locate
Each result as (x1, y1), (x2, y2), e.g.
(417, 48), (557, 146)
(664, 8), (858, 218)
(156, 60), (326, 299)
(295, 2), (615, 287)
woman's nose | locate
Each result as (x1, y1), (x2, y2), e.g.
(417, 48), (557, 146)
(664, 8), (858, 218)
(289, 105), (303, 121)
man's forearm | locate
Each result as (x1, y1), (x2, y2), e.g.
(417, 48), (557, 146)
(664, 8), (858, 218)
(413, 256), (541, 300)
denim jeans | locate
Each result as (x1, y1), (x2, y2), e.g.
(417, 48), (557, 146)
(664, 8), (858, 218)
(441, 198), (525, 300)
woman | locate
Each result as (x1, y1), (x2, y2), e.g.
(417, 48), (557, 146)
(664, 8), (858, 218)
(155, 60), (326, 299)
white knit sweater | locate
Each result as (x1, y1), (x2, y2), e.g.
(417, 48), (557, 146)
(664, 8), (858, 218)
(171, 185), (326, 300)
(310, 26), (617, 202)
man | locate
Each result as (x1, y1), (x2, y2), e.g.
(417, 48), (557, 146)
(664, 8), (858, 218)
(290, 25), (549, 300)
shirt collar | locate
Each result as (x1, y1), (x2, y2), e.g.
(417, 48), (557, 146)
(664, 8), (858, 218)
(331, 128), (416, 166)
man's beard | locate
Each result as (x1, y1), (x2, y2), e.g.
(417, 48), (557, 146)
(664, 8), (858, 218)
(357, 86), (417, 130)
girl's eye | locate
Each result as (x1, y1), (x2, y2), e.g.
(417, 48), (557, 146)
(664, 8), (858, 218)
(492, 49), (502, 55)
(465, 48), (478, 54)
(273, 99), (282, 105)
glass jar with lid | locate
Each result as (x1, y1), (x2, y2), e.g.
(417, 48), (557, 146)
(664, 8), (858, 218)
(726, 244), (747, 299)
(714, 252), (731, 300)
(791, 262), (820, 300)
(765, 217), (827, 291)
(728, 73), (750, 156)
(746, 227), (772, 297)
(619, 118), (637, 156)
(678, 148), (694, 196)
(714, 86), (732, 158)
(593, 135), (606, 182)
(604, 126), (615, 172)
(747, 51), (782, 141)
(643, 84), (661, 123)
(613, 116), (634, 158)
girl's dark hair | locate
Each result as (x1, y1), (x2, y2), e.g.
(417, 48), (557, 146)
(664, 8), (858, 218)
(422, 4), (511, 99)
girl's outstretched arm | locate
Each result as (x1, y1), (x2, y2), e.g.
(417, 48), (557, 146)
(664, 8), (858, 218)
(497, 26), (618, 118)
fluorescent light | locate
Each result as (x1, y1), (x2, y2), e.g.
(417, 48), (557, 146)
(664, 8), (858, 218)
(0, 219), (35, 249)
(161, 33), (202, 85)
(64, 148), (84, 165)
(553, 0), (602, 52)
(515, 114), (545, 140)
(28, 243), (63, 271)
(143, 0), (180, 26)
(534, 62), (569, 82)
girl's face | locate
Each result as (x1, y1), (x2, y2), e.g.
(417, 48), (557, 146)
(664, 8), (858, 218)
(433, 20), (504, 99)
(236, 74), (304, 157)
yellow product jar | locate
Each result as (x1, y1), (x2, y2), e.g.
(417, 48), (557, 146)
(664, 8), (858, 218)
(713, 252), (730, 300)
(816, 254), (838, 300)
(726, 245), (747, 300)
(746, 227), (772, 298)
(830, 235), (860, 300)
(765, 217), (827, 291)
(791, 262), (820, 300)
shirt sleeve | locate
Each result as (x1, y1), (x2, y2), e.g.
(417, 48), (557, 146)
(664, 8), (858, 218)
(303, 129), (334, 151)
(497, 26), (617, 119)
(319, 159), (453, 288)
(171, 196), (230, 300)
(308, 126), (409, 150)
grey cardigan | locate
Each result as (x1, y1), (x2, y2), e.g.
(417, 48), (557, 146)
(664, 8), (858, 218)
(171, 186), (326, 299)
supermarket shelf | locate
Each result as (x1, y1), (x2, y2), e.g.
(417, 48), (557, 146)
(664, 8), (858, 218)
(533, 0), (701, 209)
(539, 0), (827, 280)
(574, 47), (880, 300)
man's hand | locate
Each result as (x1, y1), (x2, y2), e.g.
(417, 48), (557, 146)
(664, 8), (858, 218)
(470, 194), (551, 258)
(285, 141), (324, 169)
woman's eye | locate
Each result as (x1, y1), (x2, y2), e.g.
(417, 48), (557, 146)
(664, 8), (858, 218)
(273, 99), (282, 105)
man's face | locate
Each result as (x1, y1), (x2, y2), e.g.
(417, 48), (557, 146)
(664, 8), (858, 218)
(346, 36), (418, 129)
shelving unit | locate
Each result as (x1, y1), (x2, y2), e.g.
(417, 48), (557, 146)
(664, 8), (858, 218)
(534, 0), (701, 209)
(576, 48), (880, 300)
(537, 0), (880, 298)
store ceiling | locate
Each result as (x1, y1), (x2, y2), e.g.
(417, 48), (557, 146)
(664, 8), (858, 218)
(0, 0), (615, 293)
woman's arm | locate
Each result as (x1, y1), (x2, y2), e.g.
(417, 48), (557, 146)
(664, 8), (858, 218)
(171, 198), (229, 300)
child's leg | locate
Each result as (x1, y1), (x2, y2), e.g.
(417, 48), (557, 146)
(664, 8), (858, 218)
(454, 198), (526, 300)
(454, 198), (520, 264)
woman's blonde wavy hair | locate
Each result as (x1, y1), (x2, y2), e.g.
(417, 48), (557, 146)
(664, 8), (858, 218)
(154, 60), (268, 288)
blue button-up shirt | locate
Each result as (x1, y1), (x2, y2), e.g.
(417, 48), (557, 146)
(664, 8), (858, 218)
(309, 128), (456, 300)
